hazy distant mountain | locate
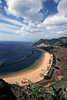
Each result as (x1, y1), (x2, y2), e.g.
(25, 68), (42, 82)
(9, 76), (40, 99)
(34, 37), (67, 48)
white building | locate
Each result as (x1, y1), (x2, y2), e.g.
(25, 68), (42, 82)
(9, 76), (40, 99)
(36, 43), (50, 47)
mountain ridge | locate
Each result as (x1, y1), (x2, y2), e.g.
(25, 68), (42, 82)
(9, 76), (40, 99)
(34, 37), (67, 48)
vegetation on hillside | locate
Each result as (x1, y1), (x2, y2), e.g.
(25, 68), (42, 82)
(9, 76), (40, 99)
(0, 79), (67, 100)
(11, 83), (67, 100)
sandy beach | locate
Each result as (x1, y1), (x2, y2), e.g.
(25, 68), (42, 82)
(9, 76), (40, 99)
(1, 52), (52, 86)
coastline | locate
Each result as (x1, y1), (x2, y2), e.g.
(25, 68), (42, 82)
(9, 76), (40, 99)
(0, 50), (43, 77)
(0, 51), (52, 86)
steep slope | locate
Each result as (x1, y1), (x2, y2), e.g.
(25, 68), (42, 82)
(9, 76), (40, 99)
(34, 37), (67, 48)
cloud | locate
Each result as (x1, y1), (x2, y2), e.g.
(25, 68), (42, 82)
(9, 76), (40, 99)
(43, 0), (67, 26)
(0, 22), (19, 34)
(0, 15), (22, 35)
(16, 4), (67, 41)
(6, 0), (43, 23)
(58, 0), (67, 17)
(54, 0), (59, 3)
(0, 15), (22, 27)
(0, 0), (2, 3)
(0, 33), (24, 41)
(36, 0), (67, 38)
(0, 0), (67, 41)
(43, 14), (67, 26)
(16, 21), (49, 41)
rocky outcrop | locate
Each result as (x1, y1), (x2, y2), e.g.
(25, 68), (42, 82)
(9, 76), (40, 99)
(0, 79), (16, 100)
(34, 37), (67, 48)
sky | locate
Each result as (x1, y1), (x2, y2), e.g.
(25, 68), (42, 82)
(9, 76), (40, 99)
(0, 0), (67, 42)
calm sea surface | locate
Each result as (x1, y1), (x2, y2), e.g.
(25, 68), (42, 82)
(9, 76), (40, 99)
(0, 41), (42, 75)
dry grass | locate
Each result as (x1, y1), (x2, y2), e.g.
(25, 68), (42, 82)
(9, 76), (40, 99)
(53, 47), (67, 88)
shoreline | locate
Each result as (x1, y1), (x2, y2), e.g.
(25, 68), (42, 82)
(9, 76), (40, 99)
(0, 51), (52, 86)
(0, 50), (43, 77)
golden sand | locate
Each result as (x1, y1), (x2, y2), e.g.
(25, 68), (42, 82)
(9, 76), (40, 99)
(1, 52), (52, 86)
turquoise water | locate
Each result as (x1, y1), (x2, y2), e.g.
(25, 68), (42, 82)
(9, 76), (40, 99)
(0, 41), (42, 76)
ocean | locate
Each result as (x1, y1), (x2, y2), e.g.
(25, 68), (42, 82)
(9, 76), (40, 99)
(0, 41), (42, 76)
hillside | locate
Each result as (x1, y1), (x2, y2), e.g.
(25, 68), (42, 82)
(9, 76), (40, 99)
(34, 37), (67, 88)
(0, 37), (67, 100)
(34, 37), (67, 48)
(0, 79), (67, 100)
